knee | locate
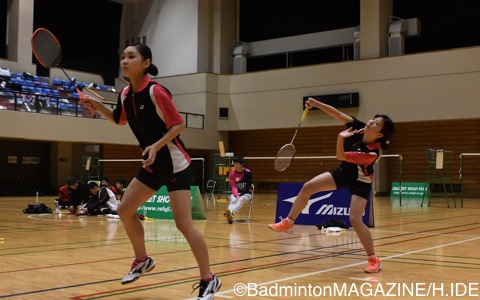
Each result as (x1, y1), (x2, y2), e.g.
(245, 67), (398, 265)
(349, 213), (362, 226)
(117, 203), (134, 219)
(300, 180), (315, 195)
(175, 220), (191, 234)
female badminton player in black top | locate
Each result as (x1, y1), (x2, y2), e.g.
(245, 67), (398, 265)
(268, 97), (394, 274)
(80, 43), (221, 299)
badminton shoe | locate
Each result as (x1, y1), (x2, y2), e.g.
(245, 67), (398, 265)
(192, 274), (222, 300)
(268, 218), (294, 234)
(364, 256), (382, 273)
(121, 256), (156, 284)
(223, 209), (234, 224)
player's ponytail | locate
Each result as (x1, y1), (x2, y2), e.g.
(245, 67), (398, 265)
(130, 42), (159, 76)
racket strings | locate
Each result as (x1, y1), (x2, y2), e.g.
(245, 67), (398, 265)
(275, 144), (296, 171)
(32, 31), (62, 68)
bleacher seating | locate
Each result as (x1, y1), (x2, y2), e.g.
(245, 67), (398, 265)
(1, 68), (116, 119)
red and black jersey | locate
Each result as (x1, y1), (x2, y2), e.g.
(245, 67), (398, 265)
(338, 118), (381, 184)
(112, 75), (190, 175)
(58, 185), (69, 203)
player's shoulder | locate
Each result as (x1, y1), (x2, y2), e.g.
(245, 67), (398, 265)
(150, 81), (172, 96)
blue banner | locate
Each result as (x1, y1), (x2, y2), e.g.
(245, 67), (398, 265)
(275, 183), (371, 227)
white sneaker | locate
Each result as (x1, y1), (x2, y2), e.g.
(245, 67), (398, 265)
(121, 256), (156, 284)
(192, 275), (222, 300)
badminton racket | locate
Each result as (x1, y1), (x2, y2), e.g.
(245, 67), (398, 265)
(274, 107), (309, 171)
(31, 28), (96, 115)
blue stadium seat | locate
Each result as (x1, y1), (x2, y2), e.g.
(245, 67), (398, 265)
(58, 102), (67, 112)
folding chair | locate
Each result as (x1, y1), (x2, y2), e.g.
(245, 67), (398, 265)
(203, 179), (216, 205)
(235, 184), (254, 223)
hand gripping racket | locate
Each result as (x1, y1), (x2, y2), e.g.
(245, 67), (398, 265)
(274, 107), (310, 171)
(31, 28), (96, 115)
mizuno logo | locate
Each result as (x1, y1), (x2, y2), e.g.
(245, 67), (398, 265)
(282, 192), (333, 214)
(316, 204), (350, 216)
(282, 193), (362, 216)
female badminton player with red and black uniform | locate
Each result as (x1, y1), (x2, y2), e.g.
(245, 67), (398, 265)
(79, 43), (221, 299)
(268, 97), (394, 274)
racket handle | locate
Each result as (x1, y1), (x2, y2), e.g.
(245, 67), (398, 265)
(301, 107), (310, 121)
(75, 87), (96, 115)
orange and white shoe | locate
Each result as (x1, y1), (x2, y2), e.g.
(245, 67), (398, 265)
(364, 256), (382, 273)
(268, 218), (294, 234)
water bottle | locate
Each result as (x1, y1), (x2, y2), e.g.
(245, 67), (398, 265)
(36, 191), (39, 204)
(55, 200), (60, 215)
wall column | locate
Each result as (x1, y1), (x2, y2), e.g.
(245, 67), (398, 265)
(360, 0), (393, 59)
(210, 0), (236, 74)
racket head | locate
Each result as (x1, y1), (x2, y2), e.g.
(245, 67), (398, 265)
(275, 143), (296, 172)
(31, 28), (62, 68)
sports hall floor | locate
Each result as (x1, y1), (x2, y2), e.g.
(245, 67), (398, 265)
(0, 193), (479, 299)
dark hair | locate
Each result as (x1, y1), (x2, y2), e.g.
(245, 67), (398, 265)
(66, 177), (77, 186)
(129, 43), (159, 76)
(87, 181), (99, 189)
(374, 114), (394, 150)
(233, 157), (245, 164)
(116, 177), (126, 185)
(101, 176), (110, 182)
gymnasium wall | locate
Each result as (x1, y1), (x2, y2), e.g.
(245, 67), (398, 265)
(1, 0), (479, 196)
(228, 119), (480, 197)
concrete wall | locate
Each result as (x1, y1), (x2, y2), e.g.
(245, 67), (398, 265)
(219, 46), (480, 131)
(2, 0), (480, 148)
(2, 46), (480, 149)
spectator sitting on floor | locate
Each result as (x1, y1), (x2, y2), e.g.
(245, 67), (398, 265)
(66, 177), (90, 214)
(115, 177), (127, 201)
(54, 181), (70, 208)
(77, 182), (119, 216)
(101, 176), (118, 197)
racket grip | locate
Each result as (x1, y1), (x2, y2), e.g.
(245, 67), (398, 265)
(75, 87), (96, 115)
(301, 107), (310, 121)
(87, 106), (96, 116)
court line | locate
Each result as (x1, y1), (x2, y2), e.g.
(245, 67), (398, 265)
(70, 225), (480, 299)
(190, 236), (480, 300)
(2, 216), (479, 298)
(2, 227), (478, 299)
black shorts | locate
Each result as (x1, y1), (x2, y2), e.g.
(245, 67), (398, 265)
(329, 168), (372, 200)
(135, 165), (195, 192)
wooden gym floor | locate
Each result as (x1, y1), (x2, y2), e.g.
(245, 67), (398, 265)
(0, 193), (479, 299)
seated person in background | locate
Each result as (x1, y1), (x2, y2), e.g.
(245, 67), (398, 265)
(224, 157), (253, 224)
(66, 177), (90, 214)
(101, 176), (118, 197)
(54, 181), (70, 208)
(77, 181), (119, 216)
(115, 177), (127, 201)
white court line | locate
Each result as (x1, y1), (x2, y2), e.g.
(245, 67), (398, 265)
(374, 228), (480, 238)
(350, 276), (381, 283)
(183, 236), (480, 300)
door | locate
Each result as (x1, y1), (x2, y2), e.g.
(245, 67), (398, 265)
(0, 140), (50, 196)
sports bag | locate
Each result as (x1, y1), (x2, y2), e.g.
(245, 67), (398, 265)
(23, 204), (52, 214)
